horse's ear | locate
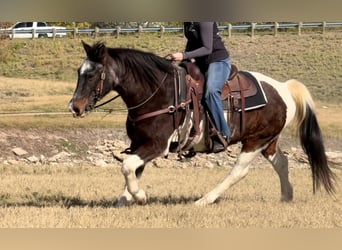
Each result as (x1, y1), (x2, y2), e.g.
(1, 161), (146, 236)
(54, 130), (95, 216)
(97, 43), (107, 64)
(81, 40), (92, 55)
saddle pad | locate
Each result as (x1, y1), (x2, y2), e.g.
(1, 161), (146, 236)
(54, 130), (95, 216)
(223, 71), (268, 112)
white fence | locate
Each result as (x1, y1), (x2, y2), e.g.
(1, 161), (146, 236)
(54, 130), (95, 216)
(1, 22), (342, 39)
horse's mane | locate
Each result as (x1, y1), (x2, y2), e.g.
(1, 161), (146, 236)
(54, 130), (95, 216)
(88, 42), (175, 89)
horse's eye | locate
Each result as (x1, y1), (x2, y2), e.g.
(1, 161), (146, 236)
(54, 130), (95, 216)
(86, 72), (96, 80)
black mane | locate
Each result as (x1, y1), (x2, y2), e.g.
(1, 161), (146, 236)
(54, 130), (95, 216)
(99, 43), (175, 89)
(86, 42), (175, 90)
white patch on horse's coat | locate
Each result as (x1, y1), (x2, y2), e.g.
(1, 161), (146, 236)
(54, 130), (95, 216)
(248, 72), (296, 128)
(80, 60), (92, 75)
(166, 111), (207, 154)
(268, 153), (276, 163)
(122, 154), (144, 175)
(121, 154), (148, 204)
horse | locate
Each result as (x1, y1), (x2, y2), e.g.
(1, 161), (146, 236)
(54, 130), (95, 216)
(69, 41), (336, 206)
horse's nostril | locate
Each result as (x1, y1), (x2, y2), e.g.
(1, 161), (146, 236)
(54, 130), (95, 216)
(73, 106), (80, 116)
(69, 101), (81, 117)
(69, 98), (88, 117)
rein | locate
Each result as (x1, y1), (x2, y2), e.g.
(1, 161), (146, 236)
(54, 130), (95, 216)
(132, 69), (190, 122)
(94, 72), (171, 117)
(94, 94), (121, 109)
(127, 72), (168, 111)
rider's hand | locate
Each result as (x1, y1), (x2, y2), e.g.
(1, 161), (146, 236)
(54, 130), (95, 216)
(171, 52), (184, 61)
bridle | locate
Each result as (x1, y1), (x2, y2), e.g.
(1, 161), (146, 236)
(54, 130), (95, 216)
(94, 71), (106, 101)
(94, 70), (121, 109)
(93, 71), (169, 113)
(126, 56), (189, 122)
(92, 61), (191, 123)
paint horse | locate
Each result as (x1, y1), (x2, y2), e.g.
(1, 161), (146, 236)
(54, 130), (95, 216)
(69, 41), (335, 206)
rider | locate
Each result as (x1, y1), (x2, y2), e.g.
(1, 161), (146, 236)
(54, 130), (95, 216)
(171, 22), (232, 153)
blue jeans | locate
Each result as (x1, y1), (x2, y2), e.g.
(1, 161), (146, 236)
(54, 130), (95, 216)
(205, 57), (231, 137)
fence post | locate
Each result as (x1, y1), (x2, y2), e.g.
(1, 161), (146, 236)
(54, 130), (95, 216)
(73, 28), (78, 39)
(32, 28), (36, 39)
(52, 28), (56, 40)
(94, 27), (99, 39)
(251, 23), (256, 37)
(274, 22), (279, 36)
(160, 25), (165, 38)
(298, 22), (303, 35)
(116, 26), (121, 38)
(322, 21), (326, 34)
(138, 25), (143, 37)
(228, 23), (232, 38)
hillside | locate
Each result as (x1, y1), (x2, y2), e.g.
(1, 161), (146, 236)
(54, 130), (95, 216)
(0, 31), (341, 103)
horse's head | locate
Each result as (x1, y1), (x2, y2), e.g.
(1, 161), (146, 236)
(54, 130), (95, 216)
(69, 41), (117, 117)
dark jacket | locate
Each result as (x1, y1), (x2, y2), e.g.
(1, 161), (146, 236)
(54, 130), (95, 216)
(183, 22), (229, 73)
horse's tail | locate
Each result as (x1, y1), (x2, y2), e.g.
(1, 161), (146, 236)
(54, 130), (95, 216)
(287, 79), (336, 195)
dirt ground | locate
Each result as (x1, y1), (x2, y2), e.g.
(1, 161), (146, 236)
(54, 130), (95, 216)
(0, 127), (128, 159)
(1, 127), (341, 166)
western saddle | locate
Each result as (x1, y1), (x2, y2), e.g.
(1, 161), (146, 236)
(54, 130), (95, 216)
(182, 62), (257, 152)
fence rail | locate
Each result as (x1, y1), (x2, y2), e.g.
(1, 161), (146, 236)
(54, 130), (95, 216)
(1, 22), (342, 39)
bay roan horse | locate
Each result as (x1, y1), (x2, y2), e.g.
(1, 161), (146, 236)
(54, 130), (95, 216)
(69, 41), (335, 206)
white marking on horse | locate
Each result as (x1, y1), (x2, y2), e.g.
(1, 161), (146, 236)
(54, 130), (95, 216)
(80, 60), (92, 75)
(121, 154), (147, 204)
(268, 153), (276, 163)
(249, 72), (296, 127)
(122, 154), (144, 175)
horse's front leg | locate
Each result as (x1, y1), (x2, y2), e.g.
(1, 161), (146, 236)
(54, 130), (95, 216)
(119, 155), (147, 206)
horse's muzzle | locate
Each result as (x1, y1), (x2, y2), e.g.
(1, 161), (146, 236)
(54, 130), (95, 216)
(69, 99), (86, 118)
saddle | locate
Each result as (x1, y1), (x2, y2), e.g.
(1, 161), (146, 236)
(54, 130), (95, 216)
(177, 62), (263, 154)
(222, 64), (257, 103)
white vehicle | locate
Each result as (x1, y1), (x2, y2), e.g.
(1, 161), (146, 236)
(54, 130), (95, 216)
(6, 22), (67, 39)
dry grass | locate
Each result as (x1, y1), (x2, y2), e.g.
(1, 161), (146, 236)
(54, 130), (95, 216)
(0, 32), (341, 229)
(0, 76), (127, 128)
(0, 32), (341, 102)
(0, 163), (340, 228)
(315, 103), (342, 138)
(0, 72), (341, 135)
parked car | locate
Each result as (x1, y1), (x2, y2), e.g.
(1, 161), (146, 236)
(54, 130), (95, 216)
(4, 22), (67, 39)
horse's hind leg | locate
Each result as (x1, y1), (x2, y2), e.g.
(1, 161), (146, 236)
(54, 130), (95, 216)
(262, 140), (293, 202)
(195, 149), (261, 206)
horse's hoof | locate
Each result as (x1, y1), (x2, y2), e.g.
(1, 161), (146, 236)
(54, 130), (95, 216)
(195, 197), (211, 206)
(134, 189), (147, 205)
(195, 194), (218, 206)
(116, 196), (134, 208)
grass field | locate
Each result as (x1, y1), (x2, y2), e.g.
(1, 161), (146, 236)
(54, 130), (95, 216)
(0, 31), (341, 228)
(1, 32), (342, 135)
(1, 31), (341, 102)
(1, 75), (341, 136)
